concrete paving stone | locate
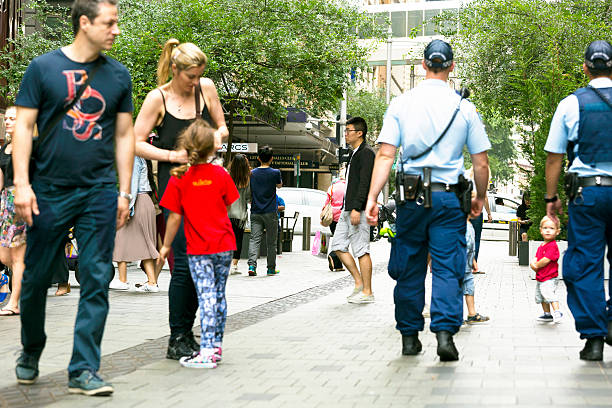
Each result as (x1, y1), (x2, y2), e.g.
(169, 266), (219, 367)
(236, 392), (280, 401)
(478, 394), (519, 405)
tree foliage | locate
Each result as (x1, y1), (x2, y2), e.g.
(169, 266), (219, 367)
(0, 0), (73, 103)
(346, 86), (387, 145)
(444, 0), (612, 239)
(1, 0), (383, 162)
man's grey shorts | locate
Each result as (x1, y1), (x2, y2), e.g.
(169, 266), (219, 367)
(329, 210), (370, 258)
(535, 278), (559, 303)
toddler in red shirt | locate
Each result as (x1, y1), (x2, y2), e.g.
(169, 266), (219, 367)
(158, 120), (239, 368)
(530, 216), (563, 324)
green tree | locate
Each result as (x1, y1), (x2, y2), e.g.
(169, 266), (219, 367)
(1, 0), (383, 164)
(346, 86), (388, 145)
(442, 0), (612, 239)
(0, 0), (73, 102)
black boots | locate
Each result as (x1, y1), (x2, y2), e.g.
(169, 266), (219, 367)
(605, 321), (612, 346)
(580, 337), (604, 361)
(402, 334), (422, 355)
(436, 331), (459, 362)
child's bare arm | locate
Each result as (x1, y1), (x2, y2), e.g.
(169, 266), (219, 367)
(533, 257), (552, 269)
(157, 212), (182, 267)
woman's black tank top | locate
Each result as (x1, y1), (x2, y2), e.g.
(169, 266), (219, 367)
(0, 143), (13, 188)
(154, 88), (212, 197)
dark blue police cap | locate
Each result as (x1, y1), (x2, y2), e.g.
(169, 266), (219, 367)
(424, 40), (453, 69)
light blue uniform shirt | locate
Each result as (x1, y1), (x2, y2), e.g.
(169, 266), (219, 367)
(377, 79), (491, 184)
(545, 77), (612, 177)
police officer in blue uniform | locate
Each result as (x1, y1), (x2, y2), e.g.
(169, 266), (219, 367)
(545, 40), (612, 361)
(365, 40), (491, 361)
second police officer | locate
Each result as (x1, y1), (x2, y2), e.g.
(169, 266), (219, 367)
(545, 40), (612, 361)
(365, 40), (491, 361)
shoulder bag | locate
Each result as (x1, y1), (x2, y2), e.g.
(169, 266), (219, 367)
(320, 183), (334, 227)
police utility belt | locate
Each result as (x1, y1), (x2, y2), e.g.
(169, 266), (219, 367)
(565, 173), (612, 201)
(394, 87), (473, 214)
(396, 169), (472, 214)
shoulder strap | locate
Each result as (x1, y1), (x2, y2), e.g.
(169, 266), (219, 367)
(158, 88), (167, 110)
(195, 81), (202, 119)
(409, 98), (464, 161)
(37, 56), (105, 144)
(588, 85), (612, 110)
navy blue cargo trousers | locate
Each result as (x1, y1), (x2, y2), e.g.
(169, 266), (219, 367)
(388, 191), (467, 336)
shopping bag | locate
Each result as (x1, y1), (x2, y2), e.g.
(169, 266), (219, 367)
(311, 231), (322, 255)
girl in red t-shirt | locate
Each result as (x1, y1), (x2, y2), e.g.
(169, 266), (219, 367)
(158, 120), (239, 368)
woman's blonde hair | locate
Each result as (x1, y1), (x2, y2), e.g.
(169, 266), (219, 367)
(157, 39), (208, 86)
(170, 119), (216, 178)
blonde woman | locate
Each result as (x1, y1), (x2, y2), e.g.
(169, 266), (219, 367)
(0, 106), (26, 316)
(134, 39), (228, 360)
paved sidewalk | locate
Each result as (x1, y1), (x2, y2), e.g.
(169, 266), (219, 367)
(3, 240), (612, 407)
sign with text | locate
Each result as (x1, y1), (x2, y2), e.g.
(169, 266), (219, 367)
(218, 142), (258, 153)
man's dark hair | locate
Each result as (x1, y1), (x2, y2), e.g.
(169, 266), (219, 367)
(585, 64), (612, 77)
(346, 116), (367, 140)
(258, 145), (273, 163)
(71, 0), (118, 35)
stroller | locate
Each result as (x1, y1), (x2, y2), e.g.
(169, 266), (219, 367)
(65, 228), (80, 283)
(376, 199), (397, 242)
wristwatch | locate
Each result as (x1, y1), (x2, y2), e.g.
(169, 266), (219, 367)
(543, 195), (558, 203)
(118, 191), (133, 201)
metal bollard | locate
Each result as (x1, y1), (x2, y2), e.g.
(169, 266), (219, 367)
(509, 220), (518, 256)
(302, 217), (311, 250)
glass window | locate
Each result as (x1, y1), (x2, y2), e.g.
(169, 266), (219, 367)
(408, 10), (424, 36)
(424, 9), (441, 36)
(391, 11), (406, 38)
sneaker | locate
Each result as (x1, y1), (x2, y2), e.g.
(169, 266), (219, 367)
(167, 333), (198, 360)
(348, 292), (375, 304)
(15, 353), (39, 385)
(134, 283), (159, 293)
(537, 313), (553, 322)
(248, 266), (257, 277)
(267, 268), (279, 276)
(179, 352), (218, 368)
(68, 370), (113, 396)
(553, 311), (563, 324)
(108, 279), (130, 290)
(347, 286), (363, 300)
(214, 347), (222, 362)
(465, 313), (490, 324)
(230, 264), (241, 275)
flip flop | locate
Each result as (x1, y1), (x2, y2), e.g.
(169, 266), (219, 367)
(0, 274), (9, 303)
(0, 308), (19, 316)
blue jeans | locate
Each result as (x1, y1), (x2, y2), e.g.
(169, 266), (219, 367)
(563, 186), (612, 339)
(389, 192), (467, 336)
(469, 213), (483, 260)
(187, 252), (232, 350)
(20, 182), (116, 376)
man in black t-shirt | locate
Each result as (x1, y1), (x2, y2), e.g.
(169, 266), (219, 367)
(12, 0), (134, 396)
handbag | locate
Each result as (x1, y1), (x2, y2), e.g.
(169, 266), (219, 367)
(6, 56), (105, 182)
(320, 184), (334, 227)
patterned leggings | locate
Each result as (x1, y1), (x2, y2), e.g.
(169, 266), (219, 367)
(187, 251), (232, 350)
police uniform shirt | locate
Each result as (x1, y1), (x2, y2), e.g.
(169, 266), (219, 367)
(377, 79), (490, 185)
(545, 77), (612, 177)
